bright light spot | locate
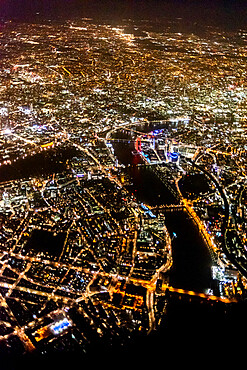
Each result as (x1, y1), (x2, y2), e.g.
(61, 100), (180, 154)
(50, 317), (71, 335)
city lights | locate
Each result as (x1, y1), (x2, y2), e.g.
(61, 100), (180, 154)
(0, 4), (246, 362)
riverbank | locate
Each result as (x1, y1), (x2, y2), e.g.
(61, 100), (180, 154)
(111, 128), (214, 293)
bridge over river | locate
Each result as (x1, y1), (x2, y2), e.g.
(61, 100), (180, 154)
(160, 283), (238, 304)
(149, 204), (185, 212)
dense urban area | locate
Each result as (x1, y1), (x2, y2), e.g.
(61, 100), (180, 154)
(0, 14), (246, 364)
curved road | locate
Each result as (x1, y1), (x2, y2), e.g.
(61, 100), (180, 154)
(185, 156), (247, 278)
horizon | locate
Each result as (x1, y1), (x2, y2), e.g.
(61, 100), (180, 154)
(0, 0), (247, 30)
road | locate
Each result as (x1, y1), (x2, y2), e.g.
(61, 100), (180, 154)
(186, 156), (247, 278)
(0, 116), (242, 350)
(160, 283), (238, 303)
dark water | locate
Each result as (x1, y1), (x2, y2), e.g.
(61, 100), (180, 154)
(0, 146), (79, 182)
(164, 212), (212, 292)
(112, 129), (247, 358)
(128, 166), (178, 207)
(113, 131), (213, 293)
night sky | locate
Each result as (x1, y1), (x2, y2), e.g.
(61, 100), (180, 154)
(0, 0), (247, 29)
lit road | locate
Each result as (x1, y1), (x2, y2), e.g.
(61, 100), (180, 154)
(0, 117), (242, 347)
(186, 156), (247, 278)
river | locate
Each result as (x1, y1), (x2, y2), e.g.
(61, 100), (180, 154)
(112, 127), (213, 293)
(111, 126), (247, 364)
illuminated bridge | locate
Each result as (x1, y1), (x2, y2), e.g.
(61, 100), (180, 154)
(160, 284), (238, 304)
(149, 204), (185, 212)
(129, 278), (238, 304)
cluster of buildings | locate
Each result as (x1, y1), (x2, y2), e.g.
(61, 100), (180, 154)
(1, 19), (247, 136)
(0, 17), (246, 359)
(0, 144), (171, 357)
(135, 121), (247, 298)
